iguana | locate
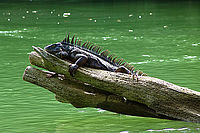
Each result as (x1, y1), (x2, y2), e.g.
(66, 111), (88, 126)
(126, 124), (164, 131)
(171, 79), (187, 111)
(44, 34), (146, 80)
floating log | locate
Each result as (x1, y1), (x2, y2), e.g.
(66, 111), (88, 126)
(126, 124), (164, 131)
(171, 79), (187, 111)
(23, 47), (200, 123)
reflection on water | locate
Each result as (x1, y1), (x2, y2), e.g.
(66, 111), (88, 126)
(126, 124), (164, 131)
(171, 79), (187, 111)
(0, 0), (200, 132)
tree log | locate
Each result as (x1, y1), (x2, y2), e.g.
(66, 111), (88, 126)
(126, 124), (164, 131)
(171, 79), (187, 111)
(23, 66), (171, 119)
(23, 47), (200, 123)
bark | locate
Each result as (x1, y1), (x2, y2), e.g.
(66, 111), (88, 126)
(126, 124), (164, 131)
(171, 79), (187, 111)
(23, 47), (200, 123)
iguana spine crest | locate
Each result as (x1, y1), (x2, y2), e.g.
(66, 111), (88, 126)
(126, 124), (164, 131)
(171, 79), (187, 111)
(61, 33), (135, 73)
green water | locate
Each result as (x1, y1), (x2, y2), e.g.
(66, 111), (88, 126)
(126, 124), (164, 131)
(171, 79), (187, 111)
(0, 0), (200, 132)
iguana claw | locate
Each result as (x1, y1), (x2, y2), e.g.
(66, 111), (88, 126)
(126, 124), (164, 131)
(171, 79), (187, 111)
(69, 64), (78, 76)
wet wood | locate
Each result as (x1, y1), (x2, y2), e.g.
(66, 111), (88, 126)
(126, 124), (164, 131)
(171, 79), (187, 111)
(23, 47), (200, 123)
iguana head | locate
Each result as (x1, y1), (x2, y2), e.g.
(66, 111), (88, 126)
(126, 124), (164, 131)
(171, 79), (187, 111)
(44, 43), (63, 54)
(44, 43), (70, 59)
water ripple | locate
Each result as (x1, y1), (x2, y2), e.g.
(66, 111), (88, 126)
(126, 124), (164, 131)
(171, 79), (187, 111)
(0, 30), (21, 34)
(131, 55), (199, 65)
(147, 127), (190, 132)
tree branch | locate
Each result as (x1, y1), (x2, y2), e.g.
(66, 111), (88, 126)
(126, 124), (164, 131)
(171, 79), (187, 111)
(23, 47), (200, 123)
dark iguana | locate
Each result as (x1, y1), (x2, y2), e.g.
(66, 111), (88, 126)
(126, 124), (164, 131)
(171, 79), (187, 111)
(44, 34), (146, 80)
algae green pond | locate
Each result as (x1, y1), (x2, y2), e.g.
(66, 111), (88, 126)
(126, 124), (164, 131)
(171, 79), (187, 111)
(0, 0), (199, 132)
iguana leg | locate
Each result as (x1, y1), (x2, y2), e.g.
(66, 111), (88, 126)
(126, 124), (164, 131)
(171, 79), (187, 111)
(69, 54), (88, 76)
(134, 71), (139, 82)
(116, 66), (140, 81)
(56, 51), (69, 60)
(115, 66), (131, 74)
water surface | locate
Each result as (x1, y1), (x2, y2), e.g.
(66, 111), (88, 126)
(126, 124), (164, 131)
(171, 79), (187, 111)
(0, 0), (199, 132)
